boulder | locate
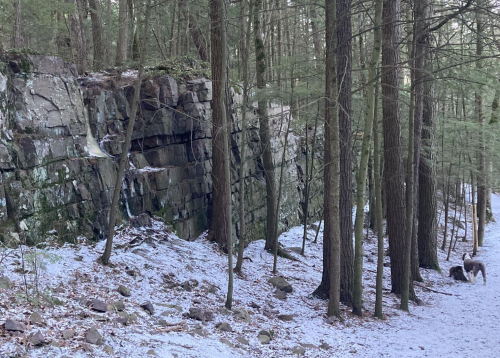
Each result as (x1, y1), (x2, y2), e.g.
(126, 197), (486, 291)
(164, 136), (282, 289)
(278, 314), (294, 322)
(141, 301), (155, 315)
(62, 329), (75, 339)
(188, 308), (214, 322)
(89, 299), (108, 313)
(85, 327), (103, 345)
(216, 323), (233, 332)
(236, 336), (250, 346)
(180, 279), (199, 292)
(220, 338), (234, 348)
(28, 331), (46, 346)
(112, 300), (125, 312)
(118, 285), (131, 297)
(268, 277), (293, 293)
(292, 346), (306, 356)
(233, 308), (251, 323)
(5, 319), (26, 332)
(258, 329), (274, 344)
(29, 312), (43, 325)
(274, 289), (287, 300)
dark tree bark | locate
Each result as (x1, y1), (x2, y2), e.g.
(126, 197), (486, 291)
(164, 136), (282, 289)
(235, 0), (253, 274)
(208, 0), (231, 251)
(409, 0), (434, 283)
(418, 60), (439, 270)
(476, 5), (486, 247)
(309, 6), (322, 62)
(70, 0), (90, 74)
(168, 0), (177, 57)
(325, 0), (340, 318)
(13, 0), (23, 48)
(88, 0), (106, 71)
(116, 0), (129, 66)
(337, 0), (354, 306)
(209, 0), (233, 309)
(182, 0), (210, 62)
(353, 0), (382, 316)
(416, 0), (473, 270)
(382, 0), (406, 295)
(373, 75), (385, 319)
(102, 0), (152, 265)
(254, 0), (278, 253)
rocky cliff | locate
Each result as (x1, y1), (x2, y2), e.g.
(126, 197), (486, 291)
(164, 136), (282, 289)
(0, 54), (321, 246)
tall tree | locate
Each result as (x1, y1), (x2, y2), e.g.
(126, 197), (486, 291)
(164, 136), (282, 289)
(476, 2), (486, 247)
(235, 0), (253, 274)
(254, 0), (278, 253)
(116, 0), (129, 66)
(209, 0), (233, 308)
(70, 0), (90, 74)
(418, 55), (439, 270)
(12, 0), (22, 48)
(418, 0), (472, 270)
(382, 0), (406, 294)
(182, 0), (210, 62)
(373, 75), (385, 319)
(352, 0), (383, 316)
(88, 0), (106, 71)
(337, 0), (354, 306)
(102, 0), (152, 265)
(325, 0), (340, 318)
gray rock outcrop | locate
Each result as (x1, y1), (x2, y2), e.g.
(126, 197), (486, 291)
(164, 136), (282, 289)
(0, 53), (322, 247)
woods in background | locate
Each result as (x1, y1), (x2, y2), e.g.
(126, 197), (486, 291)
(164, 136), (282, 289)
(3, 0), (500, 318)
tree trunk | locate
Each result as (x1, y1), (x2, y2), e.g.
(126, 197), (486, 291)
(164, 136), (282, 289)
(409, 0), (434, 283)
(254, 0), (278, 253)
(182, 0), (210, 62)
(352, 0), (382, 316)
(13, 0), (23, 48)
(337, 0), (354, 306)
(309, 6), (322, 62)
(209, 0), (233, 309)
(476, 5), (486, 247)
(373, 74), (384, 319)
(168, 0), (177, 57)
(105, 0), (112, 63)
(235, 0), (253, 274)
(368, 148), (376, 230)
(325, 0), (340, 318)
(418, 59), (439, 270)
(301, 108), (319, 255)
(88, 0), (106, 71)
(116, 0), (129, 66)
(382, 0), (406, 295)
(102, 0), (152, 265)
(70, 0), (90, 74)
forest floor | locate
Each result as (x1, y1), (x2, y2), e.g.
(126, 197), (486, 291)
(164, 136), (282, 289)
(0, 194), (498, 358)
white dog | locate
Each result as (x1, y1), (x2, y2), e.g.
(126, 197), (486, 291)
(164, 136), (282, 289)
(462, 253), (486, 285)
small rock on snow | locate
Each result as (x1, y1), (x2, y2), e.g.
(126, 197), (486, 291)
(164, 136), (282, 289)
(85, 327), (103, 345)
(5, 319), (26, 332)
(141, 301), (155, 315)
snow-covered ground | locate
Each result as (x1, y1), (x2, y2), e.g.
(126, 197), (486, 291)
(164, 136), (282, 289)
(0, 194), (498, 358)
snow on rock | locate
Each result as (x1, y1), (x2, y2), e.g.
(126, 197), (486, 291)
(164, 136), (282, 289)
(0, 195), (499, 357)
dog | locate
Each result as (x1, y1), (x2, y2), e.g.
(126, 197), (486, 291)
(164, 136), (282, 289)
(462, 253), (486, 285)
(449, 265), (468, 281)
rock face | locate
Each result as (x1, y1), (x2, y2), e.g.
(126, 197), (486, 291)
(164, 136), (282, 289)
(0, 54), (322, 246)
